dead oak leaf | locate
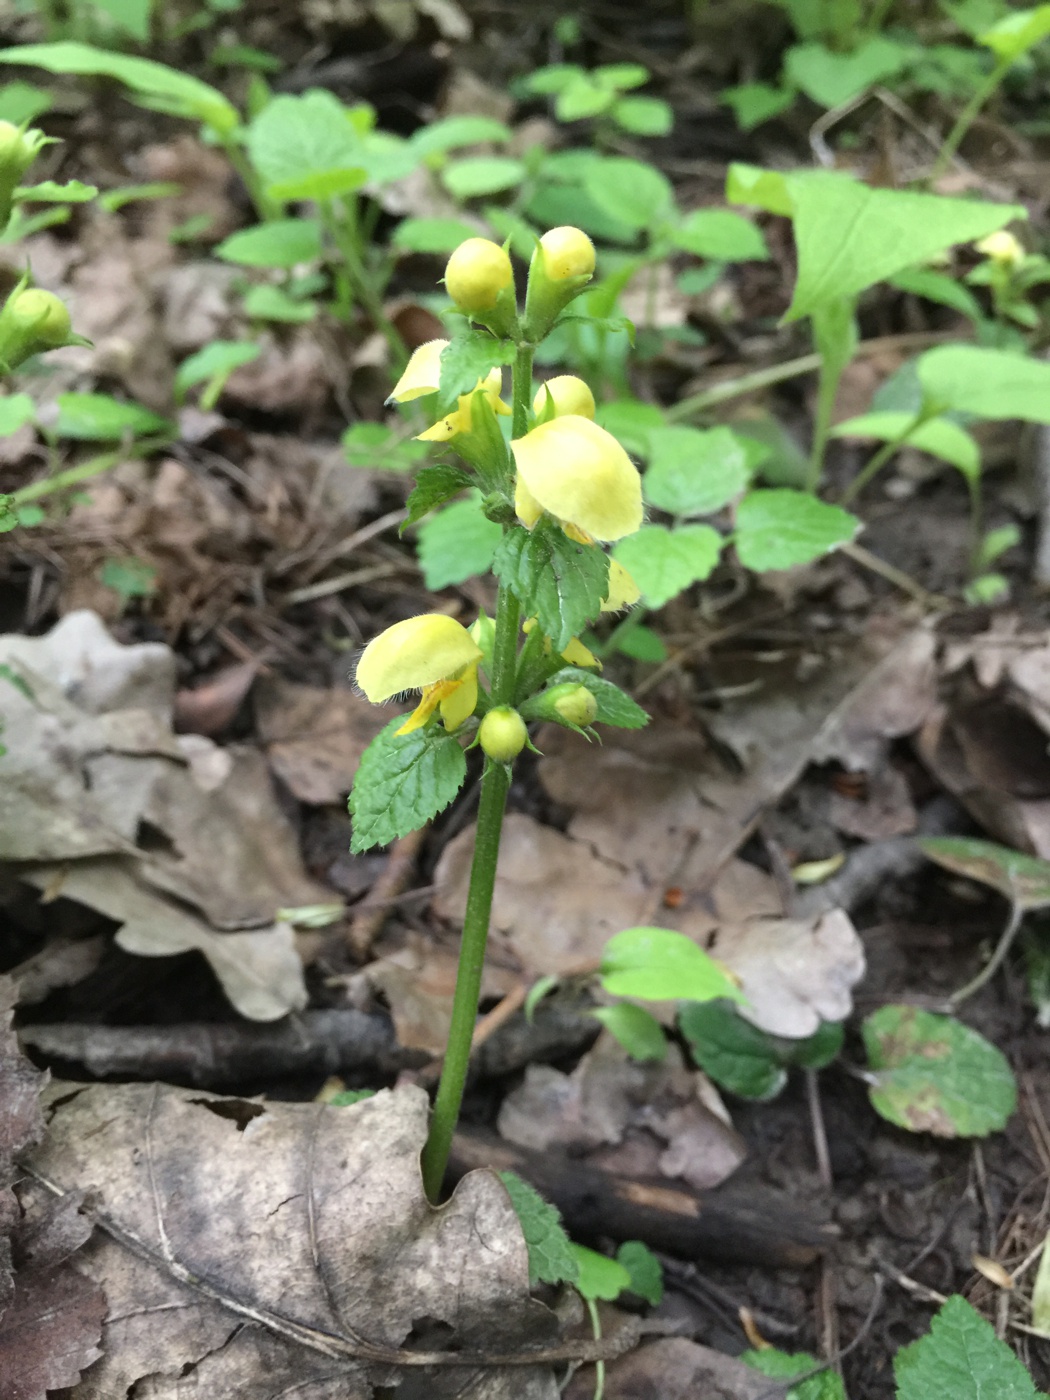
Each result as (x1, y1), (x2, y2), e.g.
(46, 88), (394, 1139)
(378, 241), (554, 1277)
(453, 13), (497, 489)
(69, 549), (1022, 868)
(255, 679), (395, 805)
(23, 1082), (566, 1399)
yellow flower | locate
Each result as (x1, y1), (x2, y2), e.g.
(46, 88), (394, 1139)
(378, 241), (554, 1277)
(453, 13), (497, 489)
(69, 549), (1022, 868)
(386, 337), (510, 441)
(511, 415), (642, 542)
(356, 614), (482, 736)
(445, 238), (514, 313)
(539, 226), (596, 281)
(533, 375), (595, 420)
(976, 230), (1024, 268)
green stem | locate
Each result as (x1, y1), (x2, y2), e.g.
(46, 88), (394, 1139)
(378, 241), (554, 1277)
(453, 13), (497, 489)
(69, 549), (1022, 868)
(220, 137), (278, 224)
(665, 352), (824, 423)
(420, 337), (532, 1203)
(966, 472), (983, 580)
(586, 1298), (605, 1400)
(323, 198), (407, 373)
(9, 439), (168, 507)
(840, 409), (929, 507)
(930, 57), (1011, 183)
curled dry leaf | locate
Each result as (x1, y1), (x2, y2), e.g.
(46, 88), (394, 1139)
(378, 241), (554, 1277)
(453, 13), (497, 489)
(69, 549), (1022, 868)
(25, 1081), (566, 1399)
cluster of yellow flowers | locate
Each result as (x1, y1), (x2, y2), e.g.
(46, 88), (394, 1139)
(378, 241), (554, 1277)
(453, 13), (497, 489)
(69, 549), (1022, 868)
(355, 227), (643, 756)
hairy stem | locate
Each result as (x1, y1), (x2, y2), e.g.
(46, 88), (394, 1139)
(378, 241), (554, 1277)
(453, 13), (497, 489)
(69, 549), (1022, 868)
(420, 337), (531, 1201)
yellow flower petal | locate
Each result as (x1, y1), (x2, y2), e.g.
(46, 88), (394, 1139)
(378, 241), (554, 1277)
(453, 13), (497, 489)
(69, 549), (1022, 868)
(561, 637), (601, 668)
(356, 614), (482, 703)
(439, 662), (478, 731)
(602, 559), (641, 612)
(387, 339), (449, 403)
(511, 415), (642, 542)
(514, 473), (544, 528)
(533, 375), (595, 420)
(415, 369), (509, 441)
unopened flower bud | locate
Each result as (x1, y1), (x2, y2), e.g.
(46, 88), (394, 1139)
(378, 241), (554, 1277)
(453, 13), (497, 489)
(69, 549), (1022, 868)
(478, 705), (528, 763)
(551, 684), (598, 727)
(445, 237), (515, 323)
(539, 226), (596, 282)
(0, 122), (49, 231)
(976, 230), (1024, 268)
(523, 225), (596, 342)
(533, 374), (595, 420)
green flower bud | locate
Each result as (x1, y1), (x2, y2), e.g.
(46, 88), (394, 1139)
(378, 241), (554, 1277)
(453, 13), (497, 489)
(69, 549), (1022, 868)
(0, 122), (49, 232)
(522, 225), (596, 342)
(478, 705), (528, 763)
(519, 681), (599, 731)
(9, 289), (71, 346)
(444, 237), (518, 338)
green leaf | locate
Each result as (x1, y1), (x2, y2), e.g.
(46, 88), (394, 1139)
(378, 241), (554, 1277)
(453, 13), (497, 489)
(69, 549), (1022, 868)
(437, 334), (514, 403)
(643, 425), (751, 516)
(0, 81), (53, 125)
(831, 412), (981, 480)
(99, 555), (156, 599)
(98, 181), (182, 214)
(543, 667), (649, 729)
(919, 836), (1050, 910)
(721, 82), (795, 131)
(679, 1000), (843, 1100)
(392, 217), (481, 254)
(0, 393), (35, 435)
(492, 520), (609, 653)
(787, 174), (1024, 320)
(582, 156), (675, 231)
(329, 1088), (375, 1106)
(726, 162), (794, 216)
(498, 1172), (580, 1287)
(90, 0), (153, 42)
(785, 37), (912, 107)
(175, 340), (260, 402)
(54, 392), (172, 442)
(242, 283), (318, 323)
(734, 489), (858, 572)
(411, 115), (512, 158)
(247, 90), (367, 202)
(15, 179), (97, 203)
(600, 927), (746, 1004)
(591, 1003), (667, 1061)
(595, 399), (666, 457)
(520, 63), (583, 95)
(555, 75), (613, 121)
(593, 63), (650, 91)
(917, 345), (1050, 424)
(614, 524), (722, 609)
(569, 1244), (632, 1302)
(672, 208), (768, 262)
(416, 494), (502, 590)
(863, 1005), (1017, 1137)
(0, 41), (239, 134)
(980, 4), (1050, 62)
(215, 218), (322, 268)
(342, 421), (428, 473)
(612, 95), (673, 135)
(977, 524), (1021, 568)
(403, 462), (472, 524)
(612, 623), (667, 663)
(616, 1241), (663, 1306)
(742, 1347), (847, 1400)
(895, 1295), (1041, 1400)
(348, 716), (467, 852)
(889, 267), (985, 322)
(442, 156), (526, 199)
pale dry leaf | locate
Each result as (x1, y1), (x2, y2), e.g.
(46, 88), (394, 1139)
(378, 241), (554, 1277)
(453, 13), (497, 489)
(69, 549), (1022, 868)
(25, 1081), (561, 1399)
(565, 1336), (770, 1400)
(22, 860), (307, 1022)
(828, 764), (917, 841)
(255, 679), (395, 805)
(223, 332), (330, 416)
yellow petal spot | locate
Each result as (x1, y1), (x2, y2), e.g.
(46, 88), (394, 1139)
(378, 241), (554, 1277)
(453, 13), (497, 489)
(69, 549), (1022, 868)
(445, 238), (514, 313)
(533, 375), (596, 420)
(602, 559), (641, 612)
(387, 339), (448, 403)
(356, 614), (482, 704)
(539, 226), (596, 281)
(511, 415), (642, 542)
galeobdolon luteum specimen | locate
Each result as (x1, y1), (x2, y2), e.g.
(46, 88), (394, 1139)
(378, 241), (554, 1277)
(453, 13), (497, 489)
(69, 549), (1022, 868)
(349, 227), (649, 1200)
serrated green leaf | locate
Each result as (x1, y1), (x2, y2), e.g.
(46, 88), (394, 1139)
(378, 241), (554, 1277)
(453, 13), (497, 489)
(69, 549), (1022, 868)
(0, 41), (239, 133)
(54, 392), (172, 442)
(349, 716), (467, 852)
(785, 36), (912, 107)
(591, 1003), (667, 1061)
(643, 425), (751, 516)
(570, 1244), (632, 1302)
(437, 334), (514, 403)
(556, 75), (613, 122)
(895, 1295), (1041, 1400)
(672, 209), (768, 262)
(582, 156), (675, 231)
(493, 520), (609, 652)
(786, 174), (1023, 320)
(917, 345), (1050, 425)
(742, 1347), (847, 1400)
(416, 493), (502, 590)
(498, 1171), (579, 1287)
(831, 411), (981, 480)
(442, 156), (526, 199)
(734, 489), (858, 572)
(600, 927), (745, 1004)
(920, 836), (1050, 910)
(392, 217), (481, 254)
(613, 524), (722, 609)
(216, 219), (322, 268)
(247, 90), (368, 202)
(863, 1005), (1016, 1138)
(616, 1241), (663, 1306)
(403, 462), (473, 525)
(544, 667), (649, 729)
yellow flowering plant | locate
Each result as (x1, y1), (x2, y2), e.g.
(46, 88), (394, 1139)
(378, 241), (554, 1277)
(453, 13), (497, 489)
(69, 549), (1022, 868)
(349, 227), (650, 1200)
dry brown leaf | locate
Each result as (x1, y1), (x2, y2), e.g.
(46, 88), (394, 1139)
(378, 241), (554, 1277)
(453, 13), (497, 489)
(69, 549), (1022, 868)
(174, 662), (262, 737)
(565, 1336), (770, 1400)
(255, 679), (395, 804)
(24, 1081), (564, 1398)
(828, 764), (917, 841)
(223, 332), (331, 416)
